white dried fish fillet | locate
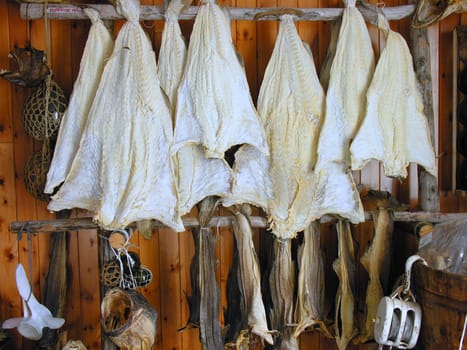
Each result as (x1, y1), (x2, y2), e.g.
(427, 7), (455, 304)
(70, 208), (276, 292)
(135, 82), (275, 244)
(231, 207), (273, 345)
(223, 144), (272, 211)
(49, 0), (183, 232)
(158, 0), (231, 216)
(45, 8), (113, 194)
(315, 0), (375, 169)
(350, 15), (437, 179)
(172, 0), (267, 158)
(158, 1), (186, 105)
(313, 0), (370, 223)
(313, 162), (364, 223)
(175, 146), (231, 215)
(232, 16), (324, 239)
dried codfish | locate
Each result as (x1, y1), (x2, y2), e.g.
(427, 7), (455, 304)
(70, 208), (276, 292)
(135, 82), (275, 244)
(313, 0), (372, 223)
(333, 220), (357, 350)
(158, 0), (186, 105)
(48, 0), (183, 232)
(198, 197), (223, 350)
(172, 0), (267, 159)
(355, 208), (394, 344)
(313, 162), (364, 224)
(295, 221), (331, 338)
(315, 0), (374, 169)
(269, 239), (297, 350)
(230, 205), (273, 345)
(45, 8), (113, 194)
(229, 15), (324, 237)
(319, 18), (341, 92)
(350, 14), (437, 180)
(158, 0), (231, 217)
(255, 15), (324, 239)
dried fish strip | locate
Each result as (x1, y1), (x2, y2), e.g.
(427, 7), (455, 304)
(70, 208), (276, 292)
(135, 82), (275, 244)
(355, 208), (394, 343)
(45, 8), (113, 194)
(350, 14), (437, 179)
(295, 221), (331, 338)
(231, 206), (274, 345)
(158, 0), (231, 216)
(333, 220), (358, 350)
(48, 0), (183, 232)
(172, 0), (267, 159)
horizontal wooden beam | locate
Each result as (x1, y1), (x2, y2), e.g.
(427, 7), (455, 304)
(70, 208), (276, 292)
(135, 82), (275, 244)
(20, 3), (415, 22)
(9, 211), (467, 234)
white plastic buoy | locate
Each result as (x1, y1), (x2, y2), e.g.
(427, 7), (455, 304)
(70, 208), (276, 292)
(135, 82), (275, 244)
(374, 255), (426, 349)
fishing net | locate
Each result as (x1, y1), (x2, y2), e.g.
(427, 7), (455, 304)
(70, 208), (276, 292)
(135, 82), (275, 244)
(23, 144), (51, 202)
(23, 75), (67, 141)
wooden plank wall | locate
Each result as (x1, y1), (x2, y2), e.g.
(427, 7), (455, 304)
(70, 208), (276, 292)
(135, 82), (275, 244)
(0, 0), (466, 349)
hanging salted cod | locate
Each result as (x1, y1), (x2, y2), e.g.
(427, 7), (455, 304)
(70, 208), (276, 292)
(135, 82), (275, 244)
(45, 8), (113, 194)
(172, 0), (268, 161)
(48, 0), (184, 232)
(350, 14), (437, 179)
(255, 15), (324, 239)
(244, 15), (325, 350)
(158, 0), (231, 216)
(313, 0), (374, 223)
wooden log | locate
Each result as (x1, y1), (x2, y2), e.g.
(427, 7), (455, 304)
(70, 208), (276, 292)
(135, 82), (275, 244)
(410, 26), (441, 212)
(20, 3), (415, 21)
(9, 216), (268, 233)
(9, 211), (467, 234)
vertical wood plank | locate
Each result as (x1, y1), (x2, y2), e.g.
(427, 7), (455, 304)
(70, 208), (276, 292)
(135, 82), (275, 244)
(158, 228), (183, 350)
(0, 0), (13, 144)
(236, 0), (258, 98)
(179, 223), (202, 350)
(439, 190), (458, 212)
(77, 224), (100, 350)
(138, 230), (162, 350)
(0, 143), (21, 350)
(438, 16), (459, 191)
(7, 8), (41, 350)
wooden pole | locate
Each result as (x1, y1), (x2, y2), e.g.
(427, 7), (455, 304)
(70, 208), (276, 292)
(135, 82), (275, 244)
(410, 25), (441, 212)
(20, 2), (415, 21)
(9, 211), (467, 234)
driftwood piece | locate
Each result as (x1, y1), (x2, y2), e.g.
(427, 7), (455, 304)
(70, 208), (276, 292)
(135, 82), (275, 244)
(10, 212), (467, 235)
(20, 2), (415, 21)
(410, 26), (440, 212)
